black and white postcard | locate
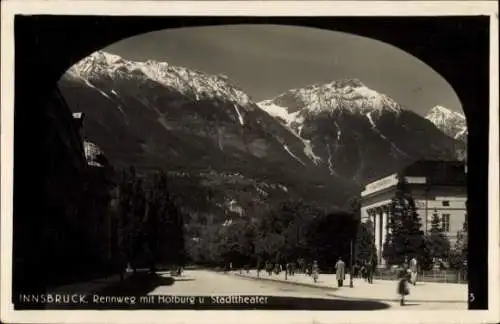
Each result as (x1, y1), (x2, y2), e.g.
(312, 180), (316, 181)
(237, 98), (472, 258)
(1, 1), (499, 324)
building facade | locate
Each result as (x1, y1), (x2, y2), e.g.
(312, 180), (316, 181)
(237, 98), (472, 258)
(14, 86), (118, 294)
(83, 140), (116, 263)
(360, 160), (467, 266)
(16, 87), (90, 291)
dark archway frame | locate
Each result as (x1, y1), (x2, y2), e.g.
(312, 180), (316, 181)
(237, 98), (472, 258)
(13, 15), (490, 309)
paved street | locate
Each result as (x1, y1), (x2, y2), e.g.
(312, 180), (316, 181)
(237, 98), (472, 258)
(149, 270), (339, 298)
(148, 270), (467, 310)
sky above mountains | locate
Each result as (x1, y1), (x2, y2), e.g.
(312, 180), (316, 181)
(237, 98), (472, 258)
(104, 24), (463, 117)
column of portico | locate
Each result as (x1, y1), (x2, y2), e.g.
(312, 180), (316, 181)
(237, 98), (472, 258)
(367, 209), (374, 254)
(373, 208), (381, 263)
(381, 205), (389, 265)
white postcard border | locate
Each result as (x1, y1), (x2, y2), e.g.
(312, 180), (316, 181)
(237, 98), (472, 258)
(1, 1), (499, 324)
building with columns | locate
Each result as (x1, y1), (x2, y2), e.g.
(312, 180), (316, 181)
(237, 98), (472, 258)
(360, 160), (467, 266)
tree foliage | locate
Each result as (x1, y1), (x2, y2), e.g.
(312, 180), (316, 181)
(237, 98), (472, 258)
(426, 213), (451, 261)
(116, 167), (185, 272)
(354, 220), (377, 264)
(115, 168), (361, 272)
(185, 199), (358, 271)
(382, 174), (429, 267)
(449, 218), (468, 270)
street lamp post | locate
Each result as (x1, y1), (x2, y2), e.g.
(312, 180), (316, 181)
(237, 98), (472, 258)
(349, 239), (354, 288)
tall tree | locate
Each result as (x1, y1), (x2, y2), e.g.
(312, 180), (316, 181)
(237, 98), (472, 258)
(116, 166), (148, 274)
(355, 220), (377, 264)
(382, 173), (428, 266)
(426, 213), (451, 262)
(219, 218), (255, 267)
(450, 218), (468, 270)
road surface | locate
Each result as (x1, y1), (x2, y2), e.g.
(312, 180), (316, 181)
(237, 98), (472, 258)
(148, 270), (465, 310)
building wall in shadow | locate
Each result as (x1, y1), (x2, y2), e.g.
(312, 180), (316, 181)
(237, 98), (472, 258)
(13, 86), (117, 296)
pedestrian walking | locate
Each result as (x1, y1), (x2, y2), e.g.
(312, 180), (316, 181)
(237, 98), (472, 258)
(398, 270), (411, 306)
(306, 264), (312, 276)
(312, 260), (319, 283)
(360, 262), (367, 281)
(353, 263), (359, 278)
(335, 257), (346, 287)
(366, 259), (373, 283)
(409, 257), (418, 286)
(265, 262), (270, 276)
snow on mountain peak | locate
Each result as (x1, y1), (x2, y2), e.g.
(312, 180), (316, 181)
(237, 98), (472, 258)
(66, 50), (251, 107)
(257, 78), (402, 130)
(264, 79), (402, 116)
(426, 105), (465, 124)
(425, 105), (467, 141)
(427, 105), (465, 120)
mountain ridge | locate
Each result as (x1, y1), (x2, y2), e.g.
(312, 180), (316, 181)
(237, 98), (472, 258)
(425, 105), (467, 142)
(60, 51), (360, 219)
(257, 80), (462, 182)
(59, 50), (463, 218)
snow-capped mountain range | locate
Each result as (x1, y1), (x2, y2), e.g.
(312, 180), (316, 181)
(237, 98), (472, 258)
(257, 79), (402, 136)
(425, 105), (467, 142)
(59, 50), (463, 213)
(257, 79), (463, 181)
(259, 79), (401, 119)
(67, 51), (252, 108)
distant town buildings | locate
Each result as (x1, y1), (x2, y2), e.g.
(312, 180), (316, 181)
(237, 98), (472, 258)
(360, 160), (467, 265)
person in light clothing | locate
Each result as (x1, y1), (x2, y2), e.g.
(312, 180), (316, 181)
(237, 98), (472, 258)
(335, 257), (345, 287)
(409, 257), (418, 285)
(312, 260), (319, 283)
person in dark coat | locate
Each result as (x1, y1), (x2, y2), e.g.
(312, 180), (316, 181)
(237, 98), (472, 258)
(360, 262), (367, 281)
(366, 260), (373, 283)
(266, 262), (273, 276)
(398, 270), (411, 306)
(335, 257), (346, 287)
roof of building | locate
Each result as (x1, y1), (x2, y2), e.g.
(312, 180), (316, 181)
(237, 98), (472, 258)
(402, 160), (466, 185)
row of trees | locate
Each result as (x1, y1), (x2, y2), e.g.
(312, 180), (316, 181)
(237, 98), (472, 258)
(111, 168), (467, 274)
(114, 167), (186, 274)
(185, 200), (359, 272)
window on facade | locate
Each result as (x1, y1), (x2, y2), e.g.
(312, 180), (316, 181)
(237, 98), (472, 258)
(442, 200), (450, 207)
(441, 214), (450, 232)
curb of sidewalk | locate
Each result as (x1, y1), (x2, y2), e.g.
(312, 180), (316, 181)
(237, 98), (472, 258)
(232, 272), (338, 291)
(233, 273), (466, 304)
(233, 272), (338, 290)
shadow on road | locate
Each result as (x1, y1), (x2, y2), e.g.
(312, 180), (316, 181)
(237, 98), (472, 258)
(173, 278), (196, 282)
(263, 297), (391, 310)
(15, 272), (176, 310)
(96, 272), (175, 296)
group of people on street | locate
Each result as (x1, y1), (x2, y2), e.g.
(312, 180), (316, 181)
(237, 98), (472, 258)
(252, 258), (348, 287)
(223, 255), (420, 307)
(352, 259), (377, 283)
(257, 260), (311, 277)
